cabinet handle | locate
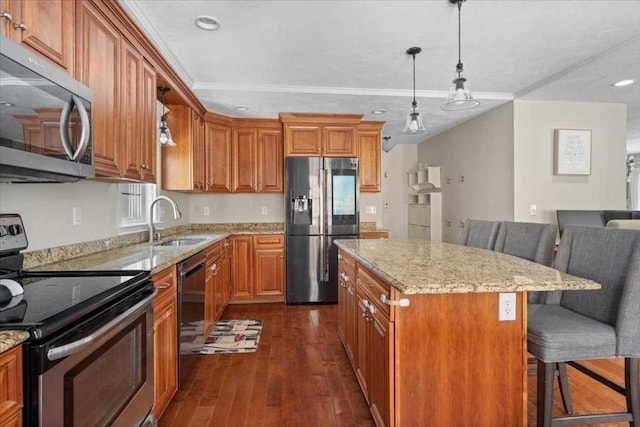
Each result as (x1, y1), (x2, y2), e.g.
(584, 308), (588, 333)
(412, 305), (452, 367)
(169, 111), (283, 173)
(209, 263), (217, 272)
(158, 281), (171, 289)
(1, 10), (12, 21)
(14, 22), (27, 31)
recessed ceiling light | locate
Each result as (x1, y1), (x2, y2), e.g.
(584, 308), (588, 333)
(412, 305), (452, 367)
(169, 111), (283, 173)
(234, 106), (250, 111)
(0, 102), (14, 107)
(194, 16), (221, 31)
(612, 79), (635, 87)
(371, 109), (387, 115)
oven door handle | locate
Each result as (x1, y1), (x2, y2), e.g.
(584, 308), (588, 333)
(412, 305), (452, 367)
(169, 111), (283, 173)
(46, 290), (157, 362)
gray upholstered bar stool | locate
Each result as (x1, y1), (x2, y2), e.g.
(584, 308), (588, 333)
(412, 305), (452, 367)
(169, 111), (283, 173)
(528, 226), (640, 427)
(458, 219), (500, 249)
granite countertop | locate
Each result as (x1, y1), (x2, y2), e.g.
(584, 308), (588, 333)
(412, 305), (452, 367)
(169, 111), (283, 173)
(31, 227), (283, 275)
(0, 330), (29, 353)
(334, 239), (600, 295)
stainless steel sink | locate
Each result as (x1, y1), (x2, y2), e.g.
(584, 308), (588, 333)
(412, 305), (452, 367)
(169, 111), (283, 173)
(154, 238), (207, 247)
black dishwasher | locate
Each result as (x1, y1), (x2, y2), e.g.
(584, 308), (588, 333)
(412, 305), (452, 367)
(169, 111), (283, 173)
(177, 252), (206, 385)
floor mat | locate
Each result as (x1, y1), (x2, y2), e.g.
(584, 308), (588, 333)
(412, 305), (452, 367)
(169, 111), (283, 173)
(198, 319), (263, 354)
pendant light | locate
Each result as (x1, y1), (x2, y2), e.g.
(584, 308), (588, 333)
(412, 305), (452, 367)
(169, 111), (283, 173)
(382, 136), (395, 153)
(402, 46), (426, 135)
(158, 86), (176, 147)
(441, 0), (480, 111)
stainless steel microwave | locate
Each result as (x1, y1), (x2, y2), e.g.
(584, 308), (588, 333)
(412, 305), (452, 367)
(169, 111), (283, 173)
(0, 35), (94, 183)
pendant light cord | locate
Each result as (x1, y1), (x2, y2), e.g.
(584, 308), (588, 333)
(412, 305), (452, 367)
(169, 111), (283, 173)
(412, 53), (417, 109)
(457, 1), (462, 65)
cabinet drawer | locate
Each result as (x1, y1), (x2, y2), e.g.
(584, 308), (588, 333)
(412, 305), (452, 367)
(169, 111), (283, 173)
(254, 234), (284, 248)
(0, 345), (23, 427)
(206, 240), (223, 262)
(338, 250), (356, 278)
(152, 266), (176, 302)
(356, 266), (390, 318)
(360, 231), (388, 239)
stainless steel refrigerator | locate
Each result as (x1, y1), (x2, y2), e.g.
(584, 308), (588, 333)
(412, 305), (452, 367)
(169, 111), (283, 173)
(286, 157), (360, 304)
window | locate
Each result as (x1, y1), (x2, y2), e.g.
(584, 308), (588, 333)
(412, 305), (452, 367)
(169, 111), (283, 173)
(119, 183), (157, 230)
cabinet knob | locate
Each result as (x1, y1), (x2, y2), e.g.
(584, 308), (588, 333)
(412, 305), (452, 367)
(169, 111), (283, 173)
(1, 10), (12, 21)
(14, 22), (27, 31)
(158, 282), (171, 289)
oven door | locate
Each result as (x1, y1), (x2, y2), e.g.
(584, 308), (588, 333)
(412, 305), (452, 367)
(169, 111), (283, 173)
(31, 289), (156, 427)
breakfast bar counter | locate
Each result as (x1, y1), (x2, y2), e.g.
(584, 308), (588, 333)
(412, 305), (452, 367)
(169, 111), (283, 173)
(333, 239), (599, 427)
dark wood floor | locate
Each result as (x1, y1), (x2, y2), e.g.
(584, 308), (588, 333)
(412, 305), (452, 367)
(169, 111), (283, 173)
(159, 303), (631, 427)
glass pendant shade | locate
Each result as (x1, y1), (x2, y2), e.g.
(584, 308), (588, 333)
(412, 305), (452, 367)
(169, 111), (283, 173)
(159, 116), (176, 147)
(403, 108), (426, 134)
(441, 73), (480, 111)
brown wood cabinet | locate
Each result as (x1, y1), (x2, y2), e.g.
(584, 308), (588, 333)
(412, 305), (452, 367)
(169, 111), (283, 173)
(151, 266), (178, 420)
(0, 345), (23, 427)
(0, 0), (74, 73)
(338, 253), (527, 427)
(337, 250), (357, 369)
(232, 120), (283, 193)
(161, 105), (205, 191)
(280, 113), (362, 157)
(204, 238), (231, 336)
(358, 121), (383, 193)
(253, 234), (285, 297)
(230, 234), (285, 303)
(360, 230), (389, 239)
(204, 118), (232, 192)
(76, 0), (156, 181)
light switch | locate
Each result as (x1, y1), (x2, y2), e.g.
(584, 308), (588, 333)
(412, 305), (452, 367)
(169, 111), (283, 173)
(365, 206), (377, 214)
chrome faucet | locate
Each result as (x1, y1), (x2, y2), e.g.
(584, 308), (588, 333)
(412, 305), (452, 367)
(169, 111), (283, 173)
(149, 195), (182, 243)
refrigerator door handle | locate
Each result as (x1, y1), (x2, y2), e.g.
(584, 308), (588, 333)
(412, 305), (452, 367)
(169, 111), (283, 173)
(319, 167), (326, 235)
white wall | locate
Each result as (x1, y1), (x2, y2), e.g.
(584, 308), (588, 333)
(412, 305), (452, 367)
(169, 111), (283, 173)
(417, 103), (515, 243)
(380, 143), (417, 239)
(513, 100), (628, 224)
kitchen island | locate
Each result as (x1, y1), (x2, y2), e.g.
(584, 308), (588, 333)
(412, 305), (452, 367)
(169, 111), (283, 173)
(334, 239), (599, 427)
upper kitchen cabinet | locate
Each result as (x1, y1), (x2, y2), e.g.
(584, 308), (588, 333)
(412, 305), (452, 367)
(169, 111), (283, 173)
(161, 104), (205, 191)
(0, 0), (75, 74)
(204, 116), (232, 193)
(232, 119), (283, 193)
(280, 113), (363, 157)
(75, 0), (156, 182)
(358, 121), (383, 193)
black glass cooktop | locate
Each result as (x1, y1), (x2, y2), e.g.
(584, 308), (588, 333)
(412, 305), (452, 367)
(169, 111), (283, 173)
(0, 270), (151, 339)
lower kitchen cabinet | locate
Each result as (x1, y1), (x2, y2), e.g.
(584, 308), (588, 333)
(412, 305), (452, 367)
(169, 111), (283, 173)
(151, 266), (178, 420)
(230, 234), (285, 303)
(0, 345), (23, 427)
(337, 251), (357, 368)
(204, 238), (231, 336)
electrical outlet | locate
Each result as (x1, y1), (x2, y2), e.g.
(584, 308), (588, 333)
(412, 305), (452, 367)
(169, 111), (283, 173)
(499, 293), (517, 321)
(72, 207), (82, 226)
(261, 206), (268, 215)
(530, 204), (537, 216)
(203, 206), (210, 216)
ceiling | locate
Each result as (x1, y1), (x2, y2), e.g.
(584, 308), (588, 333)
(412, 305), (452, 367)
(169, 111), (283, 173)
(120, 0), (640, 153)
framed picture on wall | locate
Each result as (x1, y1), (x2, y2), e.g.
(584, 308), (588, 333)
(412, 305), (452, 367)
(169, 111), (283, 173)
(554, 129), (592, 175)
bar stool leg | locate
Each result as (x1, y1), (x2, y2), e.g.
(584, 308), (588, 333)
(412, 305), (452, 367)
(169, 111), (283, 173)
(557, 362), (574, 414)
(537, 360), (554, 427)
(627, 358), (639, 427)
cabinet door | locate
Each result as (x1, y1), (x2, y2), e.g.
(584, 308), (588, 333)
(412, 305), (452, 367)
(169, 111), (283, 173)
(358, 130), (381, 192)
(345, 281), (357, 368)
(284, 124), (321, 156)
(254, 247), (285, 297)
(355, 293), (370, 402)
(152, 293), (178, 420)
(204, 262), (215, 337)
(230, 235), (254, 300)
(139, 59), (157, 183)
(0, 0), (13, 38)
(204, 121), (231, 192)
(337, 267), (348, 343)
(232, 128), (257, 192)
(323, 125), (357, 157)
(0, 345), (22, 427)
(257, 129), (283, 193)
(12, 0), (75, 73)
(120, 38), (143, 180)
(220, 246), (231, 310)
(369, 311), (393, 427)
(76, 1), (121, 177)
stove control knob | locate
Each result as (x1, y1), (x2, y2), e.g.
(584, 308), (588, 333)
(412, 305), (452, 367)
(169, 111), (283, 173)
(8, 224), (22, 235)
(0, 225), (7, 237)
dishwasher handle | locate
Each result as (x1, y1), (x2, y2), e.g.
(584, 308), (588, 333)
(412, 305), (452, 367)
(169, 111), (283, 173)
(47, 290), (157, 361)
(179, 255), (206, 277)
